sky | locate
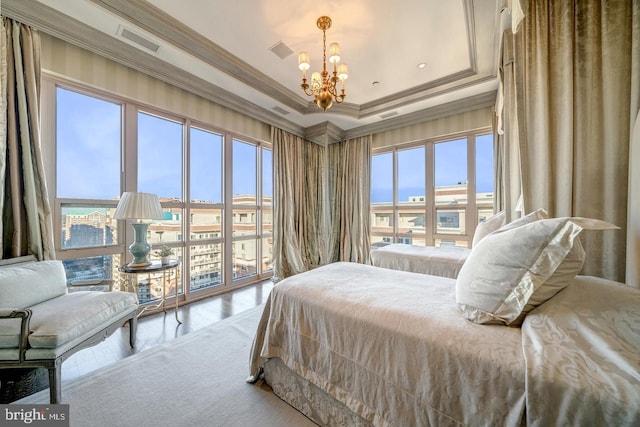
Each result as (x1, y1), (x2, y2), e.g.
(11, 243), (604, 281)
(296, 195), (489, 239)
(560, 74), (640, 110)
(57, 88), (271, 203)
(57, 87), (491, 205)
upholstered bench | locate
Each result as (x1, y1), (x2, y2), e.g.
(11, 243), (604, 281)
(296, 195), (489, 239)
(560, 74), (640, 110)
(0, 257), (138, 403)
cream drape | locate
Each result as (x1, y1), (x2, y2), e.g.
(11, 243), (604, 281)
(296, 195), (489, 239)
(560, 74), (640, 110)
(272, 127), (306, 280)
(497, 0), (639, 283)
(328, 135), (371, 264)
(272, 128), (372, 279)
(494, 30), (523, 223)
(271, 127), (326, 280)
(0, 17), (55, 261)
(626, 6), (640, 287)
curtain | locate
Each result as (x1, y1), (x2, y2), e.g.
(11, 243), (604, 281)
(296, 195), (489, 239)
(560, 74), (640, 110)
(303, 141), (327, 268)
(272, 128), (372, 278)
(0, 17), (55, 261)
(326, 142), (342, 263)
(271, 127), (326, 280)
(626, 6), (640, 287)
(328, 135), (371, 264)
(498, 0), (639, 283)
(494, 30), (524, 222)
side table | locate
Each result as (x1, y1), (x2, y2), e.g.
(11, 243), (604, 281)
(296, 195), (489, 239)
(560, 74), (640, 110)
(118, 260), (182, 324)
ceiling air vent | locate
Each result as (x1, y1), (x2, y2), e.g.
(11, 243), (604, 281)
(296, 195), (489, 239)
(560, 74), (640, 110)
(269, 41), (293, 60)
(380, 111), (399, 119)
(118, 26), (160, 53)
(272, 106), (290, 115)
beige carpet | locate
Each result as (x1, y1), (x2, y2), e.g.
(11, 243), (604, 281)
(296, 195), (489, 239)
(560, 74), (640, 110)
(18, 305), (316, 427)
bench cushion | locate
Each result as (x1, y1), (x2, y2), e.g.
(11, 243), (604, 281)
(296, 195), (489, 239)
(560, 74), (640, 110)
(0, 291), (137, 351)
(0, 261), (66, 308)
(26, 291), (137, 349)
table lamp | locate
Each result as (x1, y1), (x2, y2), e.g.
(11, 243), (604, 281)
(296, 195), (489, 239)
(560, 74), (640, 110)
(113, 192), (165, 267)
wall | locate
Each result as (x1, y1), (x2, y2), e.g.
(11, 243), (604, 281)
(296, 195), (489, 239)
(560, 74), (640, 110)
(39, 34), (270, 143)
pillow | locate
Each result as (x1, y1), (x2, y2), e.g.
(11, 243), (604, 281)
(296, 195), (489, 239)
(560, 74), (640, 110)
(456, 217), (617, 326)
(471, 211), (506, 247)
(494, 207), (549, 234)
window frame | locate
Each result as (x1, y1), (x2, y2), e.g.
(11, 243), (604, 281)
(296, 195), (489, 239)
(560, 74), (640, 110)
(42, 76), (273, 309)
(370, 128), (493, 248)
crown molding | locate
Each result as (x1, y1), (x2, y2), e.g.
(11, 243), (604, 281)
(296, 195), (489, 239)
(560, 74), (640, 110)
(344, 91), (496, 140)
(89, 0), (310, 114)
(88, 0), (490, 121)
(304, 122), (345, 145)
(1, 0), (305, 137)
(3, 0), (497, 143)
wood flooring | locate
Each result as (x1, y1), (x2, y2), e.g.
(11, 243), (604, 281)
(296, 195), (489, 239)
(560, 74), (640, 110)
(61, 280), (274, 382)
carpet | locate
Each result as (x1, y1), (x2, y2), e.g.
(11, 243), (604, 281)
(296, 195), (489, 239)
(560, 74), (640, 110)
(17, 305), (316, 427)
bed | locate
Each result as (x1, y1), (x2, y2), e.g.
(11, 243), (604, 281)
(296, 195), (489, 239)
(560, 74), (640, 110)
(368, 210), (507, 278)
(248, 262), (640, 426)
(370, 243), (470, 278)
(249, 217), (640, 426)
(249, 262), (526, 426)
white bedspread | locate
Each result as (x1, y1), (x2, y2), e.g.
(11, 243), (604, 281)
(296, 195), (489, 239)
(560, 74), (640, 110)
(249, 262), (525, 426)
(370, 244), (470, 278)
(522, 276), (640, 426)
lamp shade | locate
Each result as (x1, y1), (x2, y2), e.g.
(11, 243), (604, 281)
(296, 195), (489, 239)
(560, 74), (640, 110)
(337, 63), (349, 80)
(328, 43), (341, 64)
(298, 51), (310, 70)
(113, 192), (164, 220)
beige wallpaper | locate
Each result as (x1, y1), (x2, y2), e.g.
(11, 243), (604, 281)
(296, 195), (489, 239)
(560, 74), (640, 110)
(39, 34), (270, 142)
(372, 107), (493, 149)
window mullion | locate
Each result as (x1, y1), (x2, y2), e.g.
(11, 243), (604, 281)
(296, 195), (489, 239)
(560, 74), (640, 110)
(425, 142), (435, 246)
(467, 134), (477, 246)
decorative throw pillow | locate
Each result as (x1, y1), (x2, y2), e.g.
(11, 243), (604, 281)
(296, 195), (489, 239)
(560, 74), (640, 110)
(471, 211), (506, 247)
(456, 217), (618, 326)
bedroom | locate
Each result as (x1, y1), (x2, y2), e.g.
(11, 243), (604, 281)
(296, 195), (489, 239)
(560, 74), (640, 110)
(1, 0), (639, 425)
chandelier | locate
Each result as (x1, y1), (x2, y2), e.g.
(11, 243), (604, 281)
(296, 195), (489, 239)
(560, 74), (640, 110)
(297, 16), (349, 111)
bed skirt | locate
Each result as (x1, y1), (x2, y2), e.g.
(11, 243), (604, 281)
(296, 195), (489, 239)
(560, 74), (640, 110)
(264, 357), (373, 427)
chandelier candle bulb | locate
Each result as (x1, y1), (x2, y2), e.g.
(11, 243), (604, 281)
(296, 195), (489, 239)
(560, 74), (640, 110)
(298, 16), (348, 111)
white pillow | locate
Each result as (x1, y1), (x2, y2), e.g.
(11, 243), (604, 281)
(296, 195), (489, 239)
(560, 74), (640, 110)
(494, 208), (549, 234)
(456, 217), (616, 326)
(471, 211), (506, 247)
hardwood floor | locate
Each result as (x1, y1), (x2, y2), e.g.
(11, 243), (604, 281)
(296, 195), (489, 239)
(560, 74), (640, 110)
(61, 280), (274, 382)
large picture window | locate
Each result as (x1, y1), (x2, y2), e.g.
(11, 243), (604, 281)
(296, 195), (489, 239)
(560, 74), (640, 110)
(51, 83), (272, 308)
(370, 130), (494, 248)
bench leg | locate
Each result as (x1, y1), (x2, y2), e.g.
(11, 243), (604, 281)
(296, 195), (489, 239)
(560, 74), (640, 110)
(129, 316), (137, 348)
(47, 366), (61, 404)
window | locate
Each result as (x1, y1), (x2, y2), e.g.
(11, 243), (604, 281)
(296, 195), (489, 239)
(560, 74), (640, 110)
(370, 131), (494, 248)
(51, 83), (272, 305)
(138, 112), (182, 200)
(56, 88), (121, 200)
(55, 87), (123, 283)
(475, 133), (495, 224)
(232, 139), (258, 280)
